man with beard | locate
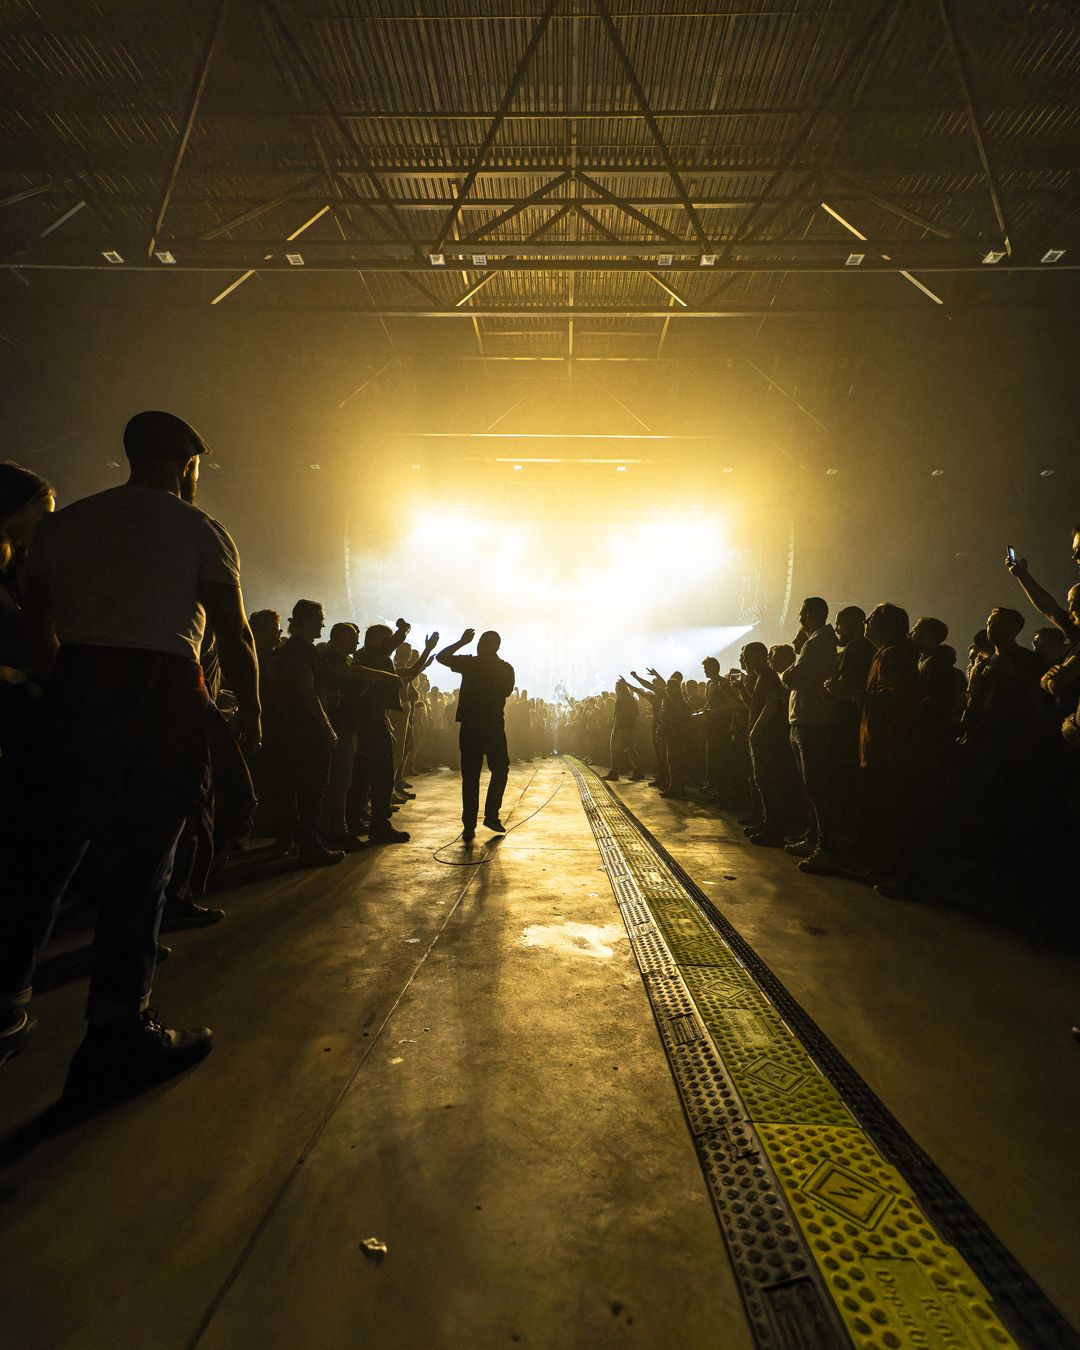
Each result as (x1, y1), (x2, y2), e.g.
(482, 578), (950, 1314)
(0, 412), (259, 1096)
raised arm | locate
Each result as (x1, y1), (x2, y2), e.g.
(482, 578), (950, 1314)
(399, 631), (440, 680)
(1006, 555), (1071, 631)
(437, 627), (474, 667)
(387, 617), (413, 655)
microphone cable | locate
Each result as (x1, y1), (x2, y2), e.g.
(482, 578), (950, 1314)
(432, 770), (567, 866)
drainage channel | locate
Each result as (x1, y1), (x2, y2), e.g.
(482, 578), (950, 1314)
(568, 758), (1077, 1350)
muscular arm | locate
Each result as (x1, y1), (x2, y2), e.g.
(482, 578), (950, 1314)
(199, 580), (261, 743)
(437, 628), (473, 668)
(1008, 560), (1071, 631)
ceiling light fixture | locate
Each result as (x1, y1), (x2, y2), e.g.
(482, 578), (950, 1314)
(657, 254), (673, 267)
(1041, 248), (1065, 263)
(472, 254), (488, 267)
(931, 468), (945, 477)
(154, 250), (176, 264)
(982, 250), (1006, 264)
(285, 252), (304, 266)
(429, 253), (445, 266)
(825, 468), (839, 476)
(845, 252), (865, 266)
(700, 254), (717, 267)
(616, 465), (627, 472)
(102, 250), (124, 264)
(1040, 469), (1055, 477)
(512, 464), (523, 471)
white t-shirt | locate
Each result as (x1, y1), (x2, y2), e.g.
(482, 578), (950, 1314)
(27, 485), (240, 660)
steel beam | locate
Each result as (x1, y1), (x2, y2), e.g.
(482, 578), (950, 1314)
(12, 258), (1075, 276)
(574, 172), (684, 243)
(201, 174), (324, 239)
(573, 205), (688, 306)
(454, 204), (572, 307)
(461, 171), (571, 242)
(147, 0), (233, 258)
(592, 0), (710, 251)
(0, 181), (58, 210)
(936, 0), (1011, 254)
(259, 0), (424, 258)
(434, 0), (561, 251)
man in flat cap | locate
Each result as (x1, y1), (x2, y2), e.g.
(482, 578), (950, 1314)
(0, 412), (260, 1100)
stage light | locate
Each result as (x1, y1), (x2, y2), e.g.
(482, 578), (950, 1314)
(513, 463), (523, 471)
(616, 465), (627, 472)
(931, 468), (945, 476)
(700, 255), (717, 267)
(429, 253), (446, 266)
(1040, 469), (1055, 477)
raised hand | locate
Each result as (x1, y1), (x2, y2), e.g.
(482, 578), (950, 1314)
(395, 617), (411, 634)
(1004, 552), (1027, 576)
(424, 631), (439, 650)
(461, 627), (476, 644)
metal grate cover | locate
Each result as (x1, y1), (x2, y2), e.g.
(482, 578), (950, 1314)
(568, 758), (1077, 1350)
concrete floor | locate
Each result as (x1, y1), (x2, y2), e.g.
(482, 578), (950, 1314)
(0, 763), (750, 1350)
(3, 760), (1078, 1348)
(609, 776), (1080, 1334)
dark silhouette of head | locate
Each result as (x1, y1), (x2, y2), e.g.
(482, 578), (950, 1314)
(249, 609), (281, 651)
(328, 622), (359, 655)
(289, 599), (324, 643)
(477, 630), (501, 656)
(799, 597), (829, 632)
(702, 656), (720, 678)
(834, 605), (866, 644)
(742, 641), (769, 673)
(124, 411), (211, 502)
(364, 623), (394, 651)
(986, 606), (1024, 651)
(866, 603), (910, 650)
(910, 616), (948, 655)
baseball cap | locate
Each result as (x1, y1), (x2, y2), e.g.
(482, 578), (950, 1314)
(123, 410), (213, 462)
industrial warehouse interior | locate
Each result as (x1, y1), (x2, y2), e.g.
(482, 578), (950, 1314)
(2, 2), (1080, 1348)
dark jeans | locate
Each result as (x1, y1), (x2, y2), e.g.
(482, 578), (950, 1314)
(459, 723), (510, 828)
(790, 721), (836, 851)
(750, 729), (802, 837)
(0, 646), (209, 1021)
(264, 727), (331, 848)
(350, 721), (394, 829)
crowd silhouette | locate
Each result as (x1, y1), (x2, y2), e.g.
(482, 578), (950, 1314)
(2, 411), (1079, 1098)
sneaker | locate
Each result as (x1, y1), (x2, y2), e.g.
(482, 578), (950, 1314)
(648, 780), (668, 790)
(462, 826), (476, 843)
(160, 899), (225, 931)
(63, 1009), (213, 1102)
(738, 815), (763, 829)
(296, 844), (346, 867)
(369, 824), (410, 845)
(629, 772), (645, 781)
(399, 780), (414, 790)
(749, 832), (786, 848)
(326, 833), (369, 853)
(784, 837), (816, 858)
(0, 1008), (36, 1066)
(799, 850), (855, 879)
(483, 817), (506, 833)
(601, 772), (620, 782)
